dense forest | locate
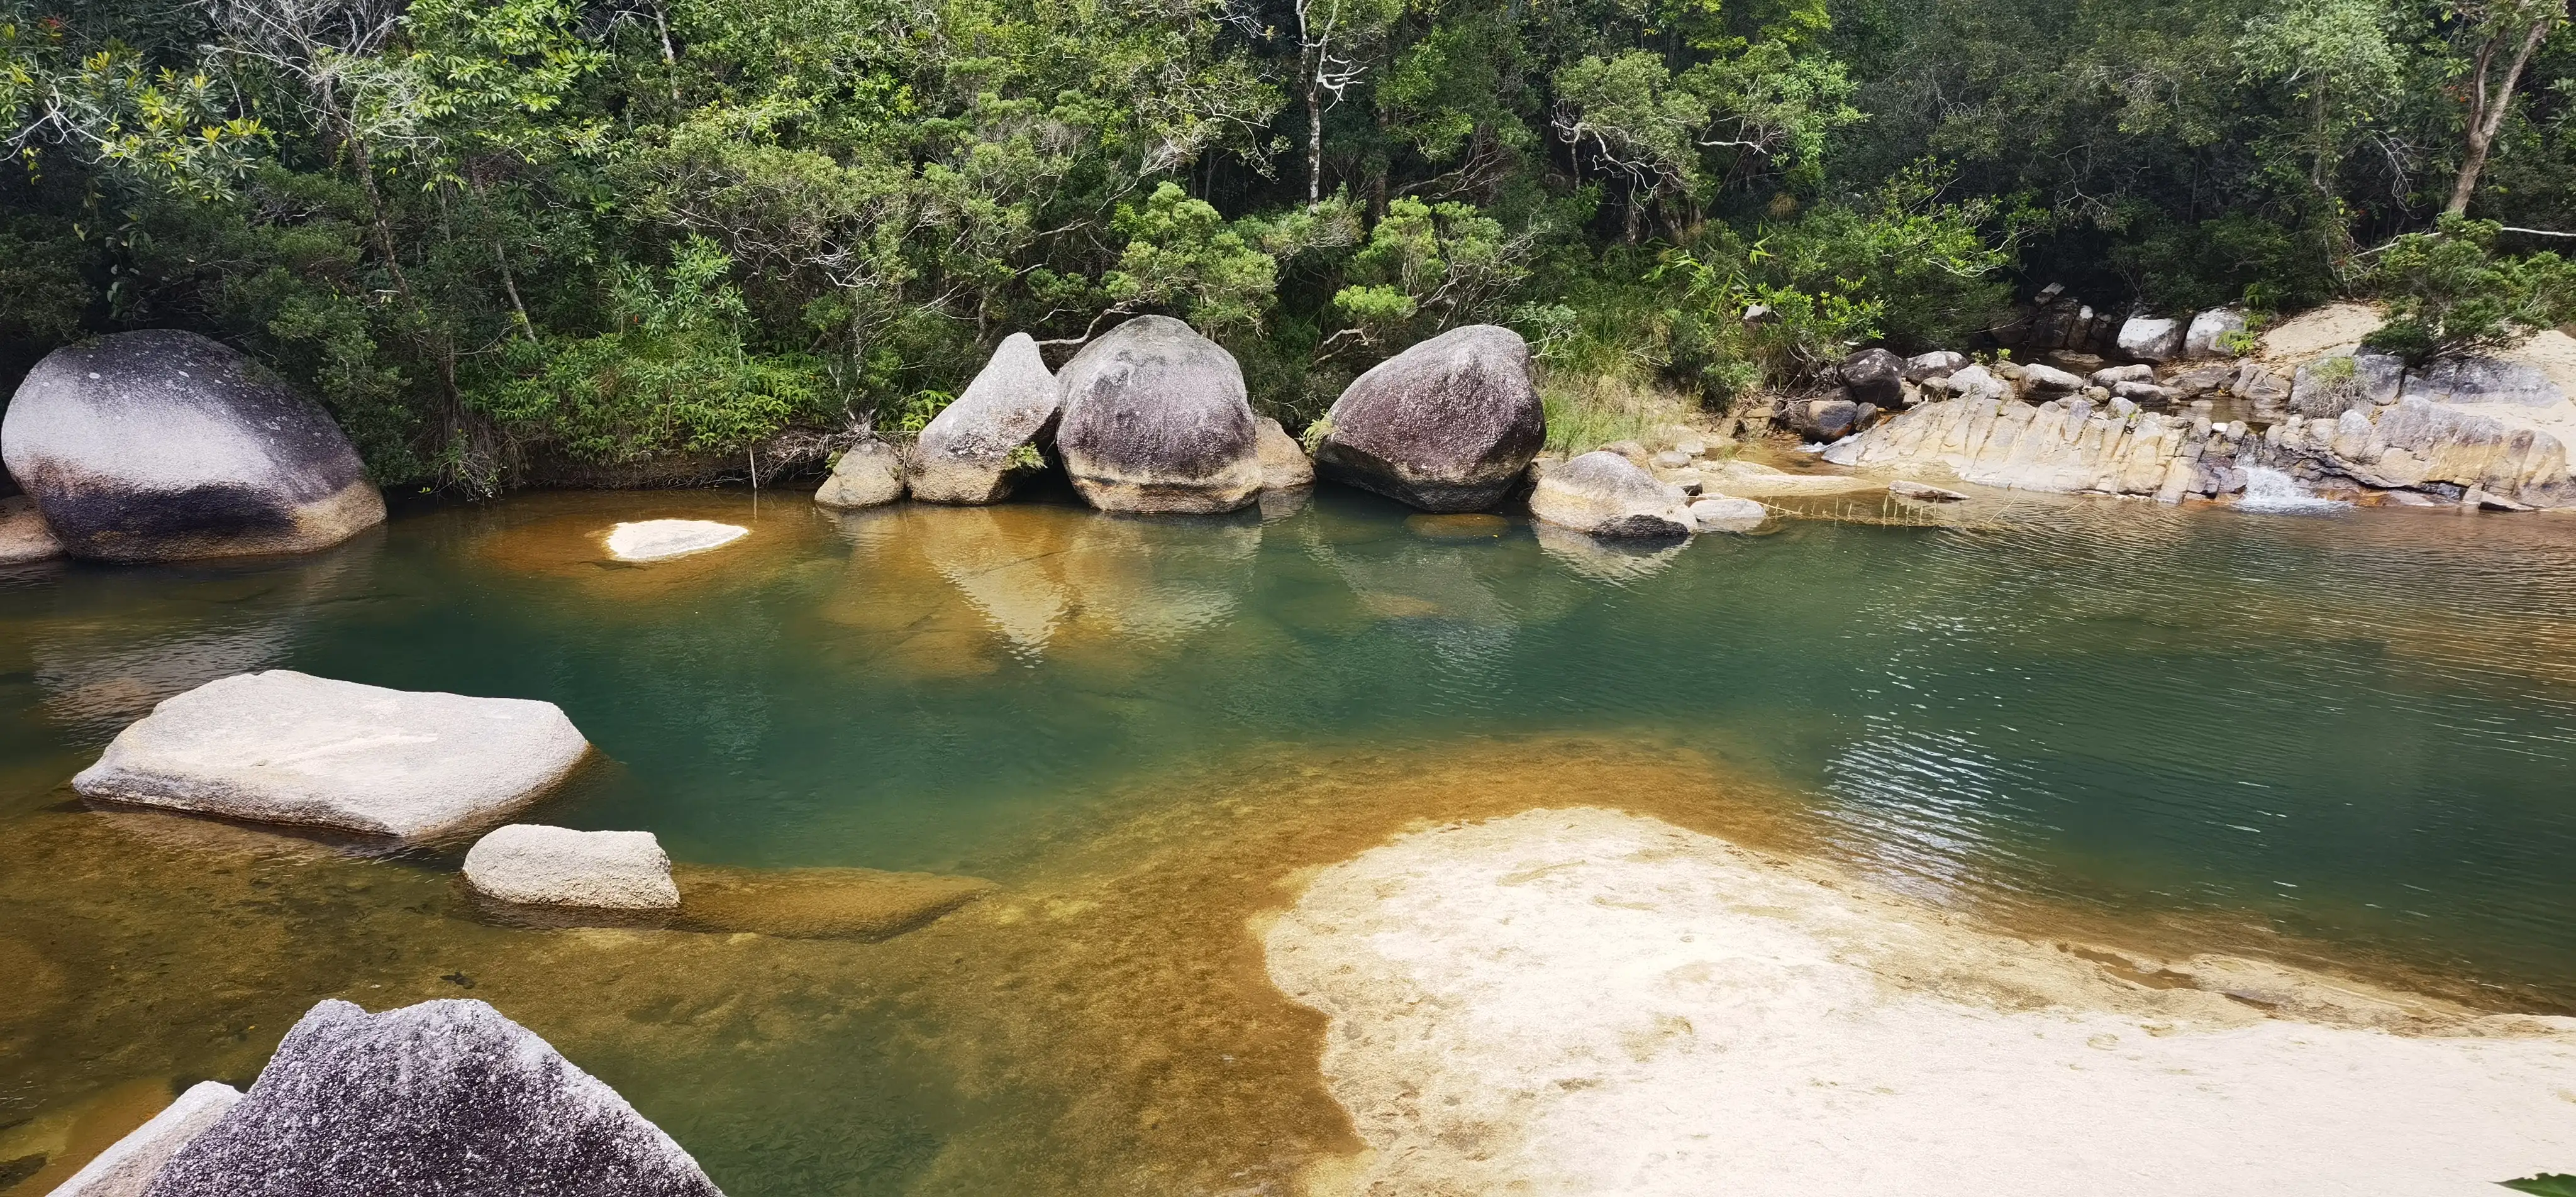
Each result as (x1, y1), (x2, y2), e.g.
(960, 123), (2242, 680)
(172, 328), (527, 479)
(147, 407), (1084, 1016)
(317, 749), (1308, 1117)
(0, 0), (2568, 488)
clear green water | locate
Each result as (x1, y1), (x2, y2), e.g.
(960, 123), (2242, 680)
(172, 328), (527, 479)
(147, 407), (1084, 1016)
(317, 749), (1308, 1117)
(3, 483), (2575, 1193)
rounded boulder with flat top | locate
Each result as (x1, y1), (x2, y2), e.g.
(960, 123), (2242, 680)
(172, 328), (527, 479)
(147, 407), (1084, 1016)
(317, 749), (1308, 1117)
(1314, 325), (1544, 512)
(1054, 316), (1263, 514)
(3, 329), (384, 561)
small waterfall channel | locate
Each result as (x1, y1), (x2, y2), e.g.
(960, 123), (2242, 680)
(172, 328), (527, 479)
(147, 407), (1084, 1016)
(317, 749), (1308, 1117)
(2236, 465), (2350, 514)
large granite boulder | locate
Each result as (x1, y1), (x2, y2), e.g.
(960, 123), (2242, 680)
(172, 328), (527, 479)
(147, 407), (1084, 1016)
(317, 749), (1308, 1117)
(1527, 451), (1692, 538)
(73, 670), (591, 841)
(814, 440), (905, 510)
(464, 825), (679, 910)
(909, 334), (1060, 504)
(1253, 417), (1316, 489)
(2116, 317), (2184, 363)
(143, 998), (721, 1197)
(1313, 325), (1544, 511)
(1054, 316), (1263, 514)
(1838, 348), (1904, 407)
(3, 330), (384, 561)
(2182, 308), (2247, 358)
(53, 1081), (242, 1197)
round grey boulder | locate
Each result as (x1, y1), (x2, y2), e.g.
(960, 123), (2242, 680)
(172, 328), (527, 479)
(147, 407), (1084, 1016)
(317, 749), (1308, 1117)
(143, 998), (721, 1197)
(1314, 324), (1544, 512)
(1839, 348), (1904, 407)
(464, 825), (680, 910)
(1055, 316), (1263, 514)
(2116, 317), (2184, 363)
(815, 439), (905, 509)
(1528, 451), (1693, 539)
(909, 333), (1060, 504)
(4, 330), (384, 561)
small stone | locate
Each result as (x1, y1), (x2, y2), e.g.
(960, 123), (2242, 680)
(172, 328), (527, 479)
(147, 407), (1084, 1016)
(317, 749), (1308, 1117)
(1674, 439), (1708, 458)
(2092, 363), (2153, 387)
(464, 825), (680, 910)
(1652, 450), (1691, 469)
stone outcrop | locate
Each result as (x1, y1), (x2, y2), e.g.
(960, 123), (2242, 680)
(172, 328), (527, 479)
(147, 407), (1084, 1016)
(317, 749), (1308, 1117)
(1054, 316), (1263, 514)
(814, 440), (906, 509)
(52, 1082), (242, 1197)
(464, 825), (680, 910)
(1528, 451), (1692, 538)
(908, 333), (1059, 504)
(143, 998), (721, 1197)
(3, 330), (384, 561)
(2401, 355), (2567, 408)
(73, 670), (591, 841)
(2117, 317), (2184, 363)
(1253, 417), (1316, 489)
(2290, 352), (2406, 417)
(2262, 397), (2571, 505)
(1839, 348), (1904, 407)
(1313, 325), (1544, 511)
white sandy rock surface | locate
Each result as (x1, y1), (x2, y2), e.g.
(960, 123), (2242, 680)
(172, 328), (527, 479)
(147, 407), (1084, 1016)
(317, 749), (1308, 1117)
(1266, 807), (2576, 1196)
(464, 824), (679, 909)
(606, 519), (750, 561)
(73, 670), (590, 841)
(51, 1082), (242, 1197)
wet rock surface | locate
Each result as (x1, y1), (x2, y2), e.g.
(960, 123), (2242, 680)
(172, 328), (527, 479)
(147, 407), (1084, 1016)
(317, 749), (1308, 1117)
(3, 330), (384, 562)
(143, 998), (721, 1197)
(1054, 316), (1263, 514)
(72, 670), (592, 841)
(1314, 325), (1543, 511)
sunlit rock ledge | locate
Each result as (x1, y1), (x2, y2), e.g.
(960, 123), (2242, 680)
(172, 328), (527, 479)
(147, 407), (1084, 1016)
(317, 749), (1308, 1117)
(1265, 807), (2576, 1195)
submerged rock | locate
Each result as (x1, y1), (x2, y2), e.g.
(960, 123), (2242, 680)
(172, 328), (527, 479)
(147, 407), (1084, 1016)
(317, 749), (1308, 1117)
(1054, 316), (1263, 514)
(143, 998), (720, 1197)
(605, 519), (748, 561)
(814, 441), (906, 510)
(1527, 451), (1692, 539)
(909, 334), (1060, 504)
(52, 1082), (241, 1197)
(1253, 417), (1315, 490)
(465, 825), (679, 910)
(1314, 325), (1544, 511)
(671, 864), (994, 939)
(1889, 480), (1968, 503)
(1531, 521), (1685, 580)
(3, 330), (384, 562)
(73, 670), (591, 841)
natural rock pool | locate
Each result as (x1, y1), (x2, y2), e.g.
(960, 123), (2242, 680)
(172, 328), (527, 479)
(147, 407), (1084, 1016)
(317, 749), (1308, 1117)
(4, 483), (2575, 1193)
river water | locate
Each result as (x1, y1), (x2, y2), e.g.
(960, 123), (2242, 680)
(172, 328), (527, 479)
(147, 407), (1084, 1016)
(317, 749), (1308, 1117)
(3, 483), (2573, 1193)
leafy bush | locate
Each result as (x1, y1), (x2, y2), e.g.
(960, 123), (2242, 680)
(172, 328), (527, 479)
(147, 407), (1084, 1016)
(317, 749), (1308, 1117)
(2362, 216), (2576, 366)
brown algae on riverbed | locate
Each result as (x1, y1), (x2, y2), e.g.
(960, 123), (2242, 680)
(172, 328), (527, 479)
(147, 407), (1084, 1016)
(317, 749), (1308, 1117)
(8, 732), (2574, 1194)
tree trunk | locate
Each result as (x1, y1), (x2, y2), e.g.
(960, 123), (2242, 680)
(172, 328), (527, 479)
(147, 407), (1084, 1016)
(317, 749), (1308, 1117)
(1308, 73), (1325, 204)
(2446, 14), (2555, 216)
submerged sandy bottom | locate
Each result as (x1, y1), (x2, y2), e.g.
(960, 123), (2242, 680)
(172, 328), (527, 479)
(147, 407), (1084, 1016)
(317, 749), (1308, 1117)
(1267, 808), (2576, 1196)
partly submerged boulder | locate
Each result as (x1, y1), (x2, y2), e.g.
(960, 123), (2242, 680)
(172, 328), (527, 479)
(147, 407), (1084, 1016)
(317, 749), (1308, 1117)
(1054, 316), (1263, 514)
(3, 330), (384, 561)
(1314, 325), (1544, 511)
(909, 334), (1060, 504)
(465, 825), (679, 910)
(1528, 451), (1692, 539)
(73, 670), (590, 841)
(52, 1081), (242, 1197)
(813, 440), (905, 510)
(143, 998), (721, 1197)
(1253, 417), (1316, 490)
(1688, 495), (1767, 532)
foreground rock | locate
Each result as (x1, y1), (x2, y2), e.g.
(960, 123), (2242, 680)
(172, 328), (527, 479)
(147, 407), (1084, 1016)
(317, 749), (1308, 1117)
(1527, 452), (1692, 538)
(3, 330), (384, 561)
(144, 998), (721, 1197)
(465, 825), (679, 910)
(605, 519), (748, 561)
(73, 671), (591, 841)
(1054, 316), (1263, 514)
(813, 441), (905, 509)
(1253, 417), (1315, 489)
(909, 334), (1060, 504)
(1314, 325), (1544, 511)
(53, 1082), (241, 1197)
(1265, 807), (2576, 1194)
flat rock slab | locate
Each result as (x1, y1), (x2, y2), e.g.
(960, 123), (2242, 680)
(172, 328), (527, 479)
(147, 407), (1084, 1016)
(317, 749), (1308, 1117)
(606, 519), (749, 561)
(52, 1082), (242, 1197)
(465, 825), (679, 910)
(73, 670), (590, 841)
(143, 998), (720, 1197)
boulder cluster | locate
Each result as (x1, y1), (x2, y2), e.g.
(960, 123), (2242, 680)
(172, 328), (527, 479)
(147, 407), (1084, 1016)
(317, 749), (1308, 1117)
(1771, 299), (2575, 509)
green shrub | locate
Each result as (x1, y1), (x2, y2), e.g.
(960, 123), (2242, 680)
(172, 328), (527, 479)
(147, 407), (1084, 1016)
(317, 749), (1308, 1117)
(2363, 216), (2575, 367)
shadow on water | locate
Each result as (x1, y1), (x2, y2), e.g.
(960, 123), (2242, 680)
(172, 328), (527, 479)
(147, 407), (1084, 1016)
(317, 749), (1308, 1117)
(4, 486), (2576, 1192)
